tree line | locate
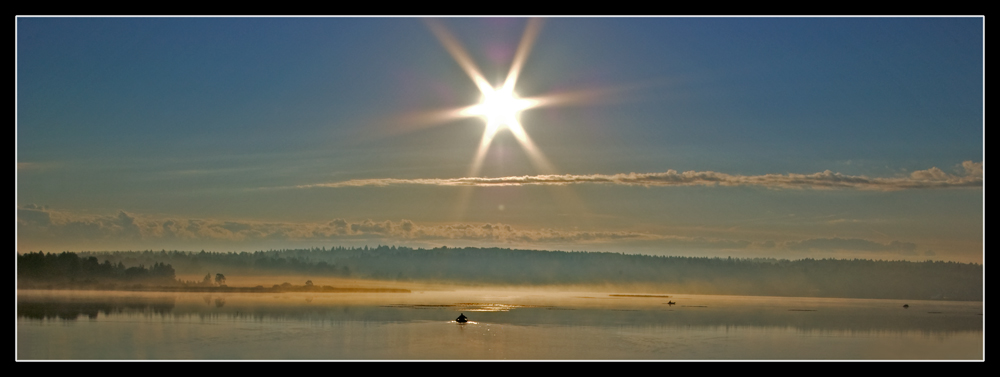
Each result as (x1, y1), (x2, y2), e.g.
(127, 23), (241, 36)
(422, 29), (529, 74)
(17, 251), (178, 287)
(19, 246), (984, 301)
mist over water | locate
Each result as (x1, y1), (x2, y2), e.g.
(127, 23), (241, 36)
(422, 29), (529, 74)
(17, 289), (982, 360)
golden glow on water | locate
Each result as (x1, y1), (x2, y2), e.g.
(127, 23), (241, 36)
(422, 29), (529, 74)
(458, 303), (527, 312)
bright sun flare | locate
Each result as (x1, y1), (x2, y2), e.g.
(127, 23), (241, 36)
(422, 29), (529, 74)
(423, 19), (562, 176)
(414, 18), (608, 220)
(404, 18), (613, 179)
(478, 88), (530, 127)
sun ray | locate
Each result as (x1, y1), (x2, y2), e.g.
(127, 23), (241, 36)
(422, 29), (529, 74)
(424, 19), (494, 94)
(505, 119), (554, 174)
(469, 120), (501, 177)
(379, 105), (482, 137)
(383, 19), (629, 144)
(406, 19), (657, 225)
(427, 18), (553, 177)
(420, 18), (615, 225)
(501, 18), (543, 95)
(413, 18), (622, 223)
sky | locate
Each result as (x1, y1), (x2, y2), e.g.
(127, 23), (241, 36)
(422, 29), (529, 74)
(16, 17), (984, 263)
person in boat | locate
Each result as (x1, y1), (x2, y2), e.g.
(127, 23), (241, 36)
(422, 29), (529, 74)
(456, 313), (468, 323)
(667, 301), (676, 305)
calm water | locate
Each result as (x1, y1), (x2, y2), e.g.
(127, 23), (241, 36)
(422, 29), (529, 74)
(17, 289), (983, 360)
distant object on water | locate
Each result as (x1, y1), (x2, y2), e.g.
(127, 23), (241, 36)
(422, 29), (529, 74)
(903, 304), (909, 308)
(667, 301), (676, 305)
(456, 313), (468, 323)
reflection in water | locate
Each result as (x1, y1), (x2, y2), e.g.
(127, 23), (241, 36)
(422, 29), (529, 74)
(16, 290), (983, 333)
(16, 290), (983, 360)
(18, 295), (175, 320)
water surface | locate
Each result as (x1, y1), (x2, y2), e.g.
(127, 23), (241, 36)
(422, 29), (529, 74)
(17, 289), (983, 360)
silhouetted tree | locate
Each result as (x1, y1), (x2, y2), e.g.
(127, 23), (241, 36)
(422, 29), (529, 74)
(215, 273), (226, 286)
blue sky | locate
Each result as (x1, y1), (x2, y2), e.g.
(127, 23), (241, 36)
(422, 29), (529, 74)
(16, 17), (983, 262)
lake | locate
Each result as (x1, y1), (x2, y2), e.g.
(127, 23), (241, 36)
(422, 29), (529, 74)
(16, 289), (983, 360)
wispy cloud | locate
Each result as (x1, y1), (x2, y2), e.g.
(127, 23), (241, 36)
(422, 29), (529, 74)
(18, 207), (920, 256)
(291, 161), (983, 192)
(16, 208), (662, 244)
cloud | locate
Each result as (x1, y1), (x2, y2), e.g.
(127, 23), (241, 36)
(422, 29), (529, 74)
(18, 208), (144, 241)
(312, 219), (667, 244)
(960, 161), (983, 177)
(17, 205), (51, 226)
(17, 208), (760, 249)
(785, 237), (918, 255)
(18, 208), (925, 258)
(291, 161), (983, 192)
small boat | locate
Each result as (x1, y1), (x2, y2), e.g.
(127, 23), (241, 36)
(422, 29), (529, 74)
(456, 313), (468, 323)
(667, 301), (676, 305)
(903, 304), (909, 308)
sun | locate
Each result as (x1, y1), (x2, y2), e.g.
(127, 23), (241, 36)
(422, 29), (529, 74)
(416, 18), (625, 176)
(477, 87), (531, 127)
(463, 85), (548, 175)
(407, 18), (609, 220)
(392, 19), (614, 179)
(424, 19), (552, 175)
